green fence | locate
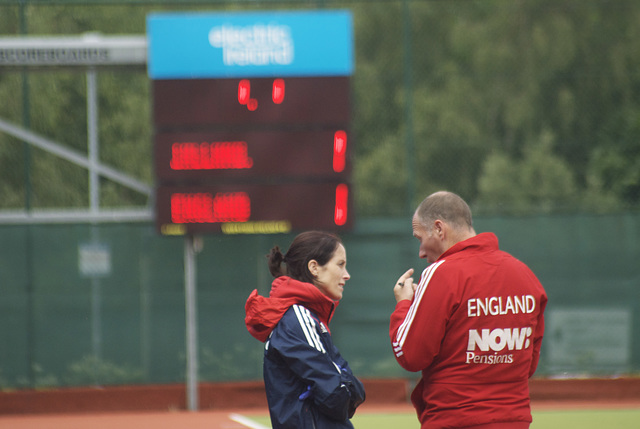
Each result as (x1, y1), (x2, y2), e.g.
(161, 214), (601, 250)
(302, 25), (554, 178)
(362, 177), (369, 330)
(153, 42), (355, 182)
(1, 0), (639, 388)
(1, 214), (638, 388)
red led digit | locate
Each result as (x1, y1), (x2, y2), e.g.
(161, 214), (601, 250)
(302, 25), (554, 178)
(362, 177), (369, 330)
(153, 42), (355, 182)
(170, 141), (253, 170)
(171, 193), (214, 223)
(272, 79), (285, 104)
(170, 193), (183, 223)
(247, 98), (258, 111)
(333, 130), (347, 172)
(171, 192), (251, 223)
(213, 192), (251, 222)
(334, 184), (348, 226)
(238, 79), (250, 105)
(213, 193), (233, 222)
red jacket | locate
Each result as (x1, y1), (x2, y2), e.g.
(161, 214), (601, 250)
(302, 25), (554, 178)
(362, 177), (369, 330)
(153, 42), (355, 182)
(390, 233), (547, 428)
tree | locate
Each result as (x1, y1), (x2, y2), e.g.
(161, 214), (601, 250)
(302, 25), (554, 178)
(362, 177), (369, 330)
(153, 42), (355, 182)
(1, 0), (640, 215)
(476, 130), (578, 214)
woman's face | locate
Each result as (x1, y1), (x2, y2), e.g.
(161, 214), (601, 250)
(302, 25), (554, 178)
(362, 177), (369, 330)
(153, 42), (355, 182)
(310, 243), (350, 301)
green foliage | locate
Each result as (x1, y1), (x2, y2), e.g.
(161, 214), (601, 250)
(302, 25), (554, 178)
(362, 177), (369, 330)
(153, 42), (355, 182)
(2, 357), (142, 389)
(199, 344), (263, 382)
(354, 134), (407, 216)
(353, 0), (640, 215)
(64, 355), (145, 386)
(477, 131), (578, 214)
(11, 364), (60, 389)
(1, 0), (639, 215)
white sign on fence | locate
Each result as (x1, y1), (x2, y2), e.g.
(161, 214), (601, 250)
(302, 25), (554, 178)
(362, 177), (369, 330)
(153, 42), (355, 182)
(547, 307), (631, 373)
(78, 242), (112, 278)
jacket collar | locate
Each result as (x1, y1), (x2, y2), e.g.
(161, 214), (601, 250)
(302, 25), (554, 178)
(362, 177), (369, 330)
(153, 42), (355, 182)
(438, 232), (499, 261)
(245, 276), (337, 342)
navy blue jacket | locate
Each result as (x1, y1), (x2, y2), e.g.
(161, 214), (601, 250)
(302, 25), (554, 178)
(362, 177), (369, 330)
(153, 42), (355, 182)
(263, 304), (365, 429)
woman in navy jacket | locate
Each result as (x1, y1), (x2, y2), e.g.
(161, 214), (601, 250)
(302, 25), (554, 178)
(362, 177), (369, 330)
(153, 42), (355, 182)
(245, 231), (365, 428)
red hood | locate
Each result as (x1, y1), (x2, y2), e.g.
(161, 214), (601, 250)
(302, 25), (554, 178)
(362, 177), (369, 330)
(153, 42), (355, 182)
(245, 276), (337, 342)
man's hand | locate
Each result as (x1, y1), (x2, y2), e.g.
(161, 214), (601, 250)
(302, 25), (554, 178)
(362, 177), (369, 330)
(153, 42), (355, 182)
(393, 268), (415, 303)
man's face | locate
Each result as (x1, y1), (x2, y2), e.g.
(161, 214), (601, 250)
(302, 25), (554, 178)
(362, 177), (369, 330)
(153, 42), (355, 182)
(412, 214), (442, 264)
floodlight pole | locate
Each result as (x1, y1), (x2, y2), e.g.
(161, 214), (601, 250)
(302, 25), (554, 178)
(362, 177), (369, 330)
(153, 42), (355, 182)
(184, 235), (200, 411)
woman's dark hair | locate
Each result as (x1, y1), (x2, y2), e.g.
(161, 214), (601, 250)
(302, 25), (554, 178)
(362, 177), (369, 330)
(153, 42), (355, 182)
(267, 231), (342, 284)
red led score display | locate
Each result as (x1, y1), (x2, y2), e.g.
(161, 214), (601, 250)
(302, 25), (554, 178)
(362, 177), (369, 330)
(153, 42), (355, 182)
(155, 129), (349, 182)
(152, 76), (353, 235)
(238, 78), (285, 110)
(153, 76), (349, 128)
(156, 182), (352, 235)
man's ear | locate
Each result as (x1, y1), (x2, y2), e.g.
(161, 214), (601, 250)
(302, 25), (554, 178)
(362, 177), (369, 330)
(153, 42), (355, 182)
(434, 220), (445, 238)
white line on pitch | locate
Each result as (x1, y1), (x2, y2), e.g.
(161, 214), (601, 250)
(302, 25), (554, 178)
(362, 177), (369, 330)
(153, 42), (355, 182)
(228, 413), (270, 429)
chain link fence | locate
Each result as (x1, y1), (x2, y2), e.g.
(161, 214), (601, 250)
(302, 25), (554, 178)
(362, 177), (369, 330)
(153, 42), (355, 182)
(0, 0), (639, 389)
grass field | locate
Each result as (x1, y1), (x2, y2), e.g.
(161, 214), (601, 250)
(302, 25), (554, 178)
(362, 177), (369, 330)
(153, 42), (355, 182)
(246, 408), (640, 429)
(1, 405), (639, 429)
(530, 408), (640, 428)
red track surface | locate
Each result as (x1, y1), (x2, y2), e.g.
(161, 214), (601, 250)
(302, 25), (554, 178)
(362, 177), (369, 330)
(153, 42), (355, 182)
(1, 378), (639, 429)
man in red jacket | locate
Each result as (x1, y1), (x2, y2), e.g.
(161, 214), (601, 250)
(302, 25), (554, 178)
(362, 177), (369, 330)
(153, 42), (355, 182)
(390, 191), (547, 429)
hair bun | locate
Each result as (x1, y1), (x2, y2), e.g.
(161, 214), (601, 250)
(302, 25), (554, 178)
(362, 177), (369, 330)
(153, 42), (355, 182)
(267, 246), (285, 278)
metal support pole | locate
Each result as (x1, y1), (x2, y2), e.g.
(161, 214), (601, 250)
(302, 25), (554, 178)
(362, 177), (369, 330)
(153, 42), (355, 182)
(87, 67), (102, 362)
(90, 278), (102, 360)
(87, 67), (99, 213)
(184, 235), (200, 411)
(90, 228), (102, 361)
(402, 0), (416, 214)
(19, 0), (36, 389)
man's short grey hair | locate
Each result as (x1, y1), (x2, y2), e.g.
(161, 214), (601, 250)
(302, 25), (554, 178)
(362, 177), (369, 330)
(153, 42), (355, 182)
(415, 191), (473, 230)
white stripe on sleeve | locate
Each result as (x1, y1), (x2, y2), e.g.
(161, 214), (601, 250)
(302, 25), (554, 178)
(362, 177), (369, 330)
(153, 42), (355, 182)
(293, 305), (326, 353)
(394, 260), (445, 355)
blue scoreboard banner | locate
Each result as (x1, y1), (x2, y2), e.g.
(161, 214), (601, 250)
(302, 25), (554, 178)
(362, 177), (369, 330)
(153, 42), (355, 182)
(147, 10), (353, 79)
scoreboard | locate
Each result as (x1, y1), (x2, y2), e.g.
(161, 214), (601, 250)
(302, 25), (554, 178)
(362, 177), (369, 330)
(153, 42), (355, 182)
(147, 10), (354, 235)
